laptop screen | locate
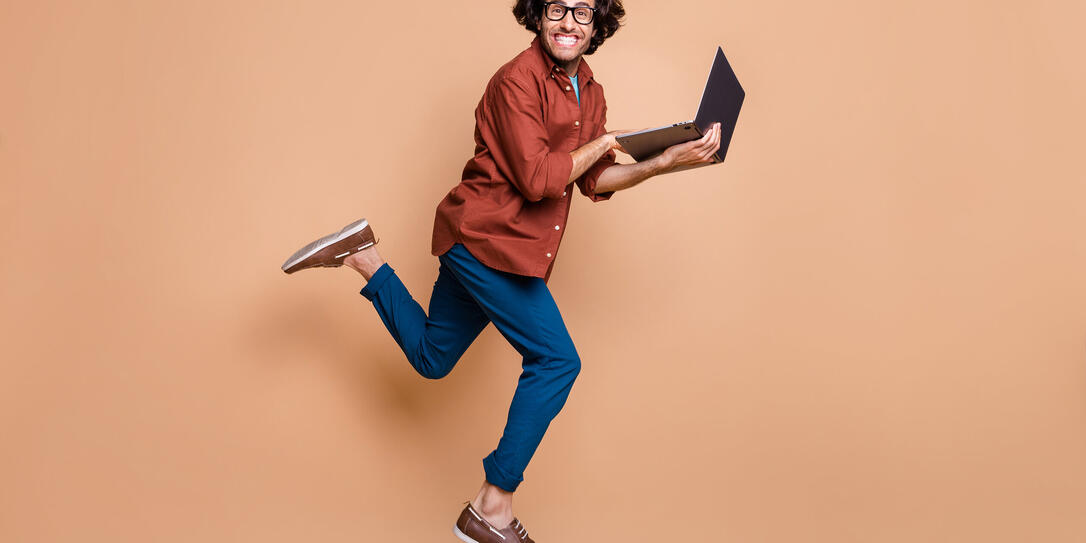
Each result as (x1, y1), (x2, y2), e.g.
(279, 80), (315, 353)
(694, 47), (746, 160)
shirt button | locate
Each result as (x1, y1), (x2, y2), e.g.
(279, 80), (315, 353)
(563, 191), (568, 197)
(574, 120), (580, 126)
(555, 225), (561, 230)
(565, 85), (571, 91)
(546, 253), (553, 258)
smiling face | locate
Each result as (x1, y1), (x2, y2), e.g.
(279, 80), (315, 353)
(539, 0), (596, 75)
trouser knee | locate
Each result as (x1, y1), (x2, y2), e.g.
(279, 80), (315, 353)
(416, 364), (452, 380)
(549, 350), (581, 383)
(409, 350), (456, 380)
(567, 354), (582, 380)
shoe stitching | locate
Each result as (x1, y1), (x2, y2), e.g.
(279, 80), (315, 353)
(285, 220), (370, 268)
(467, 506), (484, 522)
(466, 504), (507, 541)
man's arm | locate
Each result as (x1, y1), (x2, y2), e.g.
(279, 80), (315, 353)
(568, 134), (616, 183)
(569, 123), (723, 193)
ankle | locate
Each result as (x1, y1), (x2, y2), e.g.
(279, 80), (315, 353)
(471, 481), (513, 519)
(344, 246), (385, 280)
(472, 496), (512, 516)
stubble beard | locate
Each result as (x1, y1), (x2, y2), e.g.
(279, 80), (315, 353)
(541, 30), (592, 71)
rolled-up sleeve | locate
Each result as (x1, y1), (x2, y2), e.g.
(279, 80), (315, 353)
(483, 75), (573, 202)
(576, 103), (615, 202)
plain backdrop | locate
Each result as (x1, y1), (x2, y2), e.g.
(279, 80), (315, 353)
(2, 0), (1085, 541)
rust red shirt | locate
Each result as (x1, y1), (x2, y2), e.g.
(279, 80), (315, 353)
(431, 36), (615, 281)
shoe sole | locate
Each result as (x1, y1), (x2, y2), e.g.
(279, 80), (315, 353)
(452, 525), (480, 543)
(281, 218), (371, 273)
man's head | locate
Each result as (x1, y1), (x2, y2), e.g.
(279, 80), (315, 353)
(513, 0), (625, 63)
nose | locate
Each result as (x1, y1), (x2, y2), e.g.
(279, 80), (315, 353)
(558, 9), (578, 31)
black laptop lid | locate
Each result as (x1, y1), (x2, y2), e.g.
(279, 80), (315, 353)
(694, 47), (745, 161)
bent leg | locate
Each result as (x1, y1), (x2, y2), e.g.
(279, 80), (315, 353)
(441, 244), (582, 492)
(360, 261), (490, 379)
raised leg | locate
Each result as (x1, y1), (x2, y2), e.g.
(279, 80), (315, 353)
(352, 246), (490, 380)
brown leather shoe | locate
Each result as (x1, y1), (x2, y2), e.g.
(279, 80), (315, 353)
(281, 218), (377, 274)
(453, 502), (534, 543)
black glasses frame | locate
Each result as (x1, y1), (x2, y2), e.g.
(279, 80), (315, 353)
(542, 2), (598, 25)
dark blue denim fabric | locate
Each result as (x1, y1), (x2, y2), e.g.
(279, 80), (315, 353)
(360, 243), (581, 492)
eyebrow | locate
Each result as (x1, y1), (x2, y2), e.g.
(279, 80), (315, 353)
(556, 1), (594, 7)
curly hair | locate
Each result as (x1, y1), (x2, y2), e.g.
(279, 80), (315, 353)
(512, 0), (625, 55)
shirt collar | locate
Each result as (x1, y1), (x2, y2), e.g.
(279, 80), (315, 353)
(530, 35), (595, 82)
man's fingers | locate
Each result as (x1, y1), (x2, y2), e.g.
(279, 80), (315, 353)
(706, 138), (722, 158)
(697, 132), (716, 152)
(671, 125), (723, 165)
(667, 124), (723, 165)
(692, 133), (710, 150)
(704, 125), (721, 152)
(699, 137), (721, 162)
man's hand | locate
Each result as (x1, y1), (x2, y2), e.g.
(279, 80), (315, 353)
(658, 122), (722, 172)
(569, 128), (641, 184)
(603, 129), (641, 155)
(593, 122), (724, 193)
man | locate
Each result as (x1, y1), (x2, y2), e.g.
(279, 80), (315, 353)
(282, 0), (721, 541)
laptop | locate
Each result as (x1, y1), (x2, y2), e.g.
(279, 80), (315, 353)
(616, 46), (745, 172)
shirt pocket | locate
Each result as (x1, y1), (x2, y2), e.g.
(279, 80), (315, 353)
(580, 114), (600, 143)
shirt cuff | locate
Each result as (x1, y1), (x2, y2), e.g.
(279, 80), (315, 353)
(577, 149), (616, 202)
(542, 151), (574, 200)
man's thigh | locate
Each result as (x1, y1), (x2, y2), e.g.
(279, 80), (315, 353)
(419, 259), (492, 370)
(439, 245), (577, 361)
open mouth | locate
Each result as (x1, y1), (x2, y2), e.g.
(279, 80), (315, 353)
(552, 33), (581, 47)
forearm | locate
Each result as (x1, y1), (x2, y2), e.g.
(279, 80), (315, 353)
(594, 156), (669, 193)
(568, 135), (613, 183)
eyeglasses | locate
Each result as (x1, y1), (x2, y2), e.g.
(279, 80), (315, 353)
(542, 2), (597, 25)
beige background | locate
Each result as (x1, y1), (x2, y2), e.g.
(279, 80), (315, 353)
(2, 0), (1085, 541)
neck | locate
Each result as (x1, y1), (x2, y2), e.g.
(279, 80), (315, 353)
(540, 42), (582, 77)
(560, 58), (581, 77)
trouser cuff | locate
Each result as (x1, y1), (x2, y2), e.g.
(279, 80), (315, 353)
(483, 453), (522, 493)
(358, 263), (395, 301)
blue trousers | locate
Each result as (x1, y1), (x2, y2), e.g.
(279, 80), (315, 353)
(359, 243), (581, 492)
